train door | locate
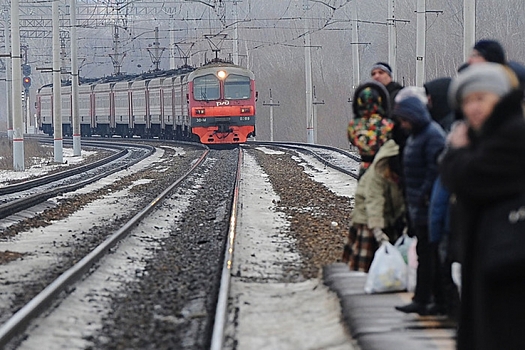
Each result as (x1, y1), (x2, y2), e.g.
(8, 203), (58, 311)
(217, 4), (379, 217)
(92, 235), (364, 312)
(113, 81), (131, 137)
(78, 84), (92, 137)
(131, 80), (148, 137)
(148, 78), (162, 138)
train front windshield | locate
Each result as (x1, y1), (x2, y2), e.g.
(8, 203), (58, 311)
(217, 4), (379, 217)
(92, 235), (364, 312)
(193, 74), (220, 101)
(224, 74), (251, 100)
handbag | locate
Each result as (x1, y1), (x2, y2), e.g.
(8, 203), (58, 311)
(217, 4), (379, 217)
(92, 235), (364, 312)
(479, 192), (525, 280)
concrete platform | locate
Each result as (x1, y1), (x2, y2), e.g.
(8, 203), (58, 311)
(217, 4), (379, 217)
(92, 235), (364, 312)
(324, 263), (456, 350)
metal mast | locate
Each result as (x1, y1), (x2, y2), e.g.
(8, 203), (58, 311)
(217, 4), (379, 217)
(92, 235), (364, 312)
(52, 0), (63, 163)
(415, 0), (426, 87)
(463, 0), (476, 61)
(71, 0), (81, 156)
(304, 0), (314, 144)
(388, 0), (397, 81)
(11, 0), (24, 170)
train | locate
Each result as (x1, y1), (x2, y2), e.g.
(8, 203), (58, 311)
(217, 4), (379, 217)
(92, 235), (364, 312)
(36, 59), (257, 145)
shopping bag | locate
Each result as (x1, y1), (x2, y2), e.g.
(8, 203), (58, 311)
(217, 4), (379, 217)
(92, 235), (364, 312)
(394, 233), (414, 264)
(364, 242), (407, 294)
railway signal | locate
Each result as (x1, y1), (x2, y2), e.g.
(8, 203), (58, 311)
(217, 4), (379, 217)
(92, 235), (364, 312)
(23, 76), (31, 89)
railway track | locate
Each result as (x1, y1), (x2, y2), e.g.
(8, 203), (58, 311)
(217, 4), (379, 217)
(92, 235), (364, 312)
(0, 140), (156, 220)
(247, 141), (360, 179)
(0, 144), (213, 346)
(0, 141), (360, 349)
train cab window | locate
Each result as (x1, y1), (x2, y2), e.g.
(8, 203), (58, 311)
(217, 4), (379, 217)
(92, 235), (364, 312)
(224, 74), (251, 100)
(193, 74), (220, 101)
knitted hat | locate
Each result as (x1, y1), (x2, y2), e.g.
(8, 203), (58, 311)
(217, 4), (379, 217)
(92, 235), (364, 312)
(371, 62), (392, 76)
(473, 39), (506, 64)
(448, 62), (512, 110)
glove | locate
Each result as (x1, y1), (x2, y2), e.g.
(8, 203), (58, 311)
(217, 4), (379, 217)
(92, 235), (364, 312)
(372, 227), (390, 244)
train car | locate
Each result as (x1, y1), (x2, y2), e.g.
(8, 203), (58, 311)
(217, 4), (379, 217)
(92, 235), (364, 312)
(36, 84), (74, 137)
(37, 85), (53, 136)
(187, 61), (256, 144)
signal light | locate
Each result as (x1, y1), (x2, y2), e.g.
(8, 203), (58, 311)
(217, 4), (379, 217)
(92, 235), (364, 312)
(23, 76), (31, 89)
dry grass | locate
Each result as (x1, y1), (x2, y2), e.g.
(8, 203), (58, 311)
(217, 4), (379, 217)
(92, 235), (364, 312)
(0, 136), (54, 170)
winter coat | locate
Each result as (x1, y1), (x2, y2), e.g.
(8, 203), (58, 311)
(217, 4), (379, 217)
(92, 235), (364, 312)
(351, 139), (405, 231)
(385, 81), (404, 107)
(440, 89), (525, 350)
(428, 176), (450, 244)
(348, 81), (395, 174)
(392, 96), (446, 227)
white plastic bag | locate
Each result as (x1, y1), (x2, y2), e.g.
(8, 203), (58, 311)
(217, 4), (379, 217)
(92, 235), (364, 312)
(394, 233), (414, 264)
(364, 242), (408, 294)
(407, 237), (418, 293)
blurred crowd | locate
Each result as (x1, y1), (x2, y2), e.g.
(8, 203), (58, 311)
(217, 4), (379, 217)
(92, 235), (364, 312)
(343, 39), (525, 350)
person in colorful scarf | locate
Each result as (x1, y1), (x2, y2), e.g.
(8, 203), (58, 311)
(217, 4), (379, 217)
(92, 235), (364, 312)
(348, 81), (395, 177)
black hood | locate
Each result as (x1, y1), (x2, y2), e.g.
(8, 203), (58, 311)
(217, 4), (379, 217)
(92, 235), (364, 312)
(424, 77), (452, 123)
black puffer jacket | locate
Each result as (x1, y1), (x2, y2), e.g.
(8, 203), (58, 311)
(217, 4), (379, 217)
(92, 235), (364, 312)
(392, 96), (446, 226)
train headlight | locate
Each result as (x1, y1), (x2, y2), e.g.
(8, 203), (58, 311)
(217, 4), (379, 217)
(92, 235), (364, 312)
(240, 108), (251, 113)
(217, 70), (227, 80)
(195, 109), (205, 115)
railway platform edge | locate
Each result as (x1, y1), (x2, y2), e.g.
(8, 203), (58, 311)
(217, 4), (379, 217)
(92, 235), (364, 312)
(324, 263), (456, 350)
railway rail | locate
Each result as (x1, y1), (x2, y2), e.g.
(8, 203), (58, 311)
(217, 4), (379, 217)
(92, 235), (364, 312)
(0, 140), (155, 220)
(247, 140), (360, 179)
(0, 144), (212, 348)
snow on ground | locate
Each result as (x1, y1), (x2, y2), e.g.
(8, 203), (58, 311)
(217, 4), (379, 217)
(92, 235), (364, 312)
(0, 147), (97, 186)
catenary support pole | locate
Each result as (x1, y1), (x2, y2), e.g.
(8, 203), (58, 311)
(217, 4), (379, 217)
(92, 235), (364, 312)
(388, 0), (397, 82)
(415, 0), (426, 87)
(232, 1), (239, 65)
(70, 0), (80, 156)
(304, 0), (314, 144)
(11, 0), (24, 170)
(4, 10), (13, 140)
(463, 0), (476, 61)
(263, 89), (280, 142)
(313, 86), (324, 144)
(351, 0), (359, 93)
(52, 0), (63, 163)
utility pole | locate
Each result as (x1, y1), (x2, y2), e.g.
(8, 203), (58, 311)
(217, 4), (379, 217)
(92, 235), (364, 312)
(351, 0), (359, 94)
(52, 0), (63, 163)
(263, 89), (280, 142)
(232, 1), (239, 65)
(415, 0), (426, 87)
(303, 0), (314, 144)
(147, 27), (165, 71)
(169, 15), (175, 69)
(70, 0), (81, 156)
(388, 0), (397, 81)
(463, 0), (476, 61)
(4, 7), (13, 140)
(312, 86), (324, 144)
(11, 0), (24, 170)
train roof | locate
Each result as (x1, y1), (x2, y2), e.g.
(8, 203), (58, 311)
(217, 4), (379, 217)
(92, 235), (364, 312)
(37, 65), (196, 92)
(188, 61), (254, 81)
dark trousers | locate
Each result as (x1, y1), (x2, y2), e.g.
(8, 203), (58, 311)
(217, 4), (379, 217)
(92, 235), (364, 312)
(413, 225), (444, 305)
